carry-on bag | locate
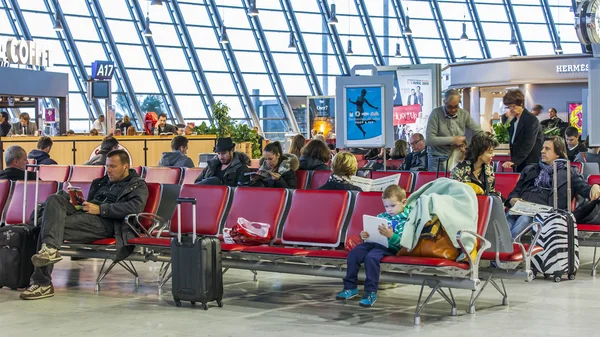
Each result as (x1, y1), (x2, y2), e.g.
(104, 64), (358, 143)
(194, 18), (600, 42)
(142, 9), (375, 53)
(531, 159), (579, 282)
(0, 165), (40, 289)
(171, 197), (224, 309)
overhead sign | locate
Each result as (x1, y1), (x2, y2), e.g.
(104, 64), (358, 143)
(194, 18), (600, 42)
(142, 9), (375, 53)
(0, 38), (51, 69)
(91, 61), (115, 80)
(556, 63), (589, 73)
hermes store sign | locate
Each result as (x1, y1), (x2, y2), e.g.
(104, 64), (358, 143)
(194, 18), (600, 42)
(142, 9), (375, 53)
(0, 38), (52, 69)
(556, 63), (589, 73)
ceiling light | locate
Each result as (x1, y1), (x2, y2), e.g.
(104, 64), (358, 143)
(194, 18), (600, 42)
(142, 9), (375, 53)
(248, 0), (259, 16)
(53, 14), (63, 31)
(509, 31), (517, 46)
(460, 22), (469, 41)
(403, 16), (412, 36)
(151, 0), (163, 5)
(346, 39), (353, 55)
(328, 4), (338, 25)
(143, 16), (153, 37)
(219, 25), (230, 44)
(394, 42), (401, 57)
(288, 32), (296, 49)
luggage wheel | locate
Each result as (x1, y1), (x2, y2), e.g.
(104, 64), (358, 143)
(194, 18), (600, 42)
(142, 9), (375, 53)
(190, 301), (196, 306)
(568, 274), (576, 281)
(217, 299), (223, 308)
(203, 303), (209, 310)
(553, 275), (561, 283)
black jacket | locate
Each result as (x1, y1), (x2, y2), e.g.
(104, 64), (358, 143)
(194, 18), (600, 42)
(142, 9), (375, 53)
(0, 167), (37, 181)
(195, 151), (251, 187)
(84, 151), (109, 166)
(151, 124), (177, 134)
(567, 142), (587, 162)
(27, 150), (58, 165)
(401, 149), (428, 171)
(505, 163), (591, 210)
(256, 153), (299, 189)
(0, 122), (10, 137)
(508, 109), (544, 172)
(318, 180), (363, 191)
(299, 155), (329, 171)
(157, 151), (194, 168)
(88, 170), (149, 261)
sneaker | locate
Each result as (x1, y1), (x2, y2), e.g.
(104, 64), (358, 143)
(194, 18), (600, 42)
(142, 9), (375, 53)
(19, 284), (54, 300)
(31, 244), (62, 267)
(359, 291), (377, 307)
(335, 288), (358, 300)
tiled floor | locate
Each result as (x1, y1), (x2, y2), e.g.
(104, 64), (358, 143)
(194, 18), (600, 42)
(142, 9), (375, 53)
(1, 249), (600, 337)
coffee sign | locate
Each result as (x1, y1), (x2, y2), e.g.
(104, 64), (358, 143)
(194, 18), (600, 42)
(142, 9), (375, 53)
(0, 38), (51, 69)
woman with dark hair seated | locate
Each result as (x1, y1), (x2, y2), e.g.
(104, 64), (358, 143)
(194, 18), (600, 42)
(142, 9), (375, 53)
(505, 136), (600, 238)
(251, 141), (299, 188)
(299, 139), (331, 171)
(450, 132), (501, 198)
(319, 152), (362, 191)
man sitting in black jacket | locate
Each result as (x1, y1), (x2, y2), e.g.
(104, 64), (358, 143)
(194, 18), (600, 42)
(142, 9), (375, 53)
(0, 145), (37, 181)
(27, 136), (58, 165)
(195, 137), (250, 187)
(20, 150), (149, 300)
(565, 126), (587, 161)
(401, 133), (428, 171)
(505, 137), (600, 238)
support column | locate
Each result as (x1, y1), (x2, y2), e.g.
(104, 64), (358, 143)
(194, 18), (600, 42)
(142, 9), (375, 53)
(466, 0), (491, 59)
(390, 0), (420, 64)
(316, 0), (351, 75)
(539, 0), (562, 54)
(353, 0), (386, 66)
(503, 0), (527, 56)
(430, 0), (456, 64)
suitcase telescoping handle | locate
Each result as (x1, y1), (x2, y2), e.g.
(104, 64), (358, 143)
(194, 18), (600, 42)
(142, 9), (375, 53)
(23, 164), (40, 225)
(553, 159), (571, 211)
(176, 197), (197, 244)
(435, 155), (449, 178)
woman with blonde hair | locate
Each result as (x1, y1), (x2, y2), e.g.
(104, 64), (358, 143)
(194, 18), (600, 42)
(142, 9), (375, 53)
(126, 126), (137, 136)
(319, 152), (362, 191)
(289, 134), (306, 158)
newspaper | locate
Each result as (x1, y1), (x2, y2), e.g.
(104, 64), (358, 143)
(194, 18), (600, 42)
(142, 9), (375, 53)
(508, 200), (553, 217)
(350, 174), (400, 192)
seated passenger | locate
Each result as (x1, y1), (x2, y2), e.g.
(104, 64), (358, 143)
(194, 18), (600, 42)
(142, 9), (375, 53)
(20, 150), (148, 300)
(250, 141), (298, 188)
(336, 185), (411, 307)
(157, 135), (194, 168)
(126, 127), (137, 136)
(299, 139), (330, 171)
(84, 136), (120, 166)
(390, 140), (408, 160)
(27, 136), (58, 165)
(8, 112), (37, 136)
(450, 132), (501, 198)
(401, 133), (428, 171)
(0, 111), (11, 136)
(195, 137), (250, 187)
(505, 137), (600, 238)
(0, 145), (38, 180)
(565, 126), (587, 161)
(289, 134), (305, 158)
(89, 129), (99, 136)
(319, 152), (362, 191)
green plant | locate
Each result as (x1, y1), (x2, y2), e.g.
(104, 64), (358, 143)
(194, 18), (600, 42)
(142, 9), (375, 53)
(212, 101), (234, 138)
(194, 121), (217, 135)
(230, 123), (262, 159)
(492, 121), (510, 144)
(543, 127), (561, 136)
(140, 95), (164, 115)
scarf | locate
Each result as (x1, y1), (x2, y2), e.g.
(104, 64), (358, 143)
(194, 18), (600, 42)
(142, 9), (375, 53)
(327, 174), (352, 185)
(535, 160), (566, 189)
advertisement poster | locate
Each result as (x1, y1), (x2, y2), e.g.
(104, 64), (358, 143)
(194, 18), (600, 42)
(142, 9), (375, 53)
(380, 68), (433, 141)
(345, 85), (384, 146)
(569, 102), (582, 133)
(307, 96), (335, 138)
(44, 108), (56, 122)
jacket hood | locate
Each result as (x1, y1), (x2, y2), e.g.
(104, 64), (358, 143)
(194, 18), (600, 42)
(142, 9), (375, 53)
(159, 151), (188, 166)
(299, 155), (327, 170)
(27, 149), (50, 161)
(259, 153), (299, 174)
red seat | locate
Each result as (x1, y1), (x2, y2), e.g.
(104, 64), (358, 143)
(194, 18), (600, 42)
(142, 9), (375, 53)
(381, 256), (469, 270)
(69, 165), (105, 182)
(413, 171), (449, 191)
(62, 181), (94, 200)
(182, 167), (203, 185)
(354, 154), (365, 161)
(494, 173), (520, 199)
(0, 180), (13, 221)
(578, 224), (600, 232)
(495, 161), (514, 172)
(39, 165), (71, 182)
(481, 243), (544, 262)
(145, 167), (182, 184)
(308, 170), (330, 189)
(296, 170), (309, 189)
(345, 191), (385, 241)
(386, 159), (404, 170)
(170, 185), (230, 236)
(571, 162), (583, 174)
(371, 171), (413, 192)
(356, 160), (368, 168)
(280, 189), (350, 247)
(589, 175), (600, 186)
(132, 166), (144, 177)
(4, 181), (58, 225)
(493, 155), (512, 162)
(222, 187), (288, 245)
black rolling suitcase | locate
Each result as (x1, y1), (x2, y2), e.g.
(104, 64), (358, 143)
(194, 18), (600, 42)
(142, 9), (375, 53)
(171, 197), (223, 309)
(531, 159), (579, 282)
(0, 166), (40, 289)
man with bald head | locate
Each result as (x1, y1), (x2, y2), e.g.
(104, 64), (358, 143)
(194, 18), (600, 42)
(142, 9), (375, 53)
(425, 89), (480, 171)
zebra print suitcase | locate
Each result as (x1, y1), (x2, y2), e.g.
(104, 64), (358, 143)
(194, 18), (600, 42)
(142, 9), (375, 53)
(531, 159), (579, 282)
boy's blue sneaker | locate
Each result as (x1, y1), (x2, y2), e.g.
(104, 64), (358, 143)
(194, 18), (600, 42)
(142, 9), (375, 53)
(359, 291), (377, 307)
(335, 288), (358, 300)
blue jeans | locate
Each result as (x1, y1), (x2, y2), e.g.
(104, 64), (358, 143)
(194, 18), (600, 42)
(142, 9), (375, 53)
(344, 242), (395, 293)
(506, 214), (534, 239)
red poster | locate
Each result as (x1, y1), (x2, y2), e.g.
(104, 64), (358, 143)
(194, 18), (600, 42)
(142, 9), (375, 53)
(393, 105), (420, 125)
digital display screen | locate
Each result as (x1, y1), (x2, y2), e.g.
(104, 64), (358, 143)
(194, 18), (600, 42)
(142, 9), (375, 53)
(92, 81), (110, 99)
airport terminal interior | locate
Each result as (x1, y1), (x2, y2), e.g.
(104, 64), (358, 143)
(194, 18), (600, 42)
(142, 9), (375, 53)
(1, 0), (600, 335)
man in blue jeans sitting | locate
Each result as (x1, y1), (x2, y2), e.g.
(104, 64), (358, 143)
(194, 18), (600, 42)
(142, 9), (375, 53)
(505, 137), (600, 238)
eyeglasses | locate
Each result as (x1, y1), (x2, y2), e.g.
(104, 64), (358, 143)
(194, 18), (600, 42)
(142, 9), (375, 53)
(445, 104), (460, 111)
(410, 139), (423, 146)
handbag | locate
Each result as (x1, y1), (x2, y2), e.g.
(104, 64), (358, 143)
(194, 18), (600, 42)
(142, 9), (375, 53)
(398, 215), (459, 260)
